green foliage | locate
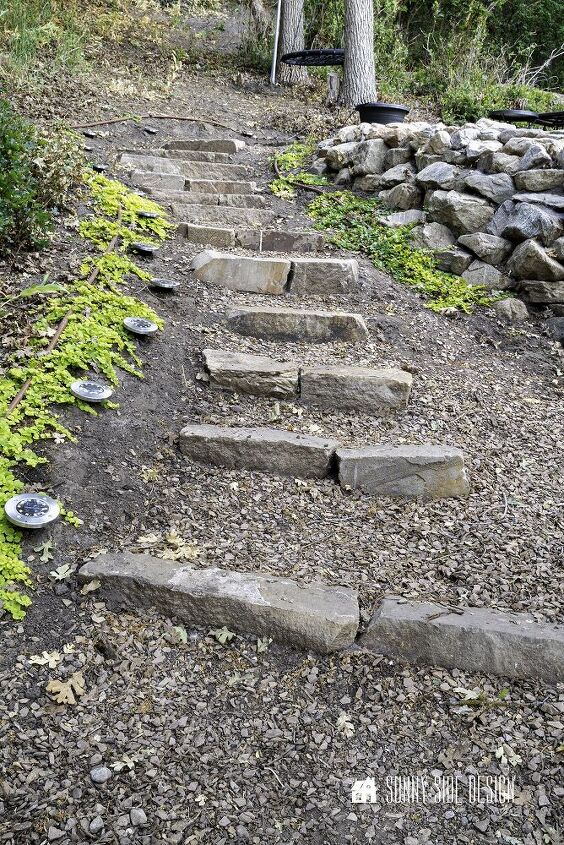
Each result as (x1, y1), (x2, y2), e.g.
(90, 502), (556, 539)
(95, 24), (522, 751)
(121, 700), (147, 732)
(0, 102), (84, 252)
(307, 192), (496, 313)
(0, 172), (170, 619)
(270, 140), (328, 199)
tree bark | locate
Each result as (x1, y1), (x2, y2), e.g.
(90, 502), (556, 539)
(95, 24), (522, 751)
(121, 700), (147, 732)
(341, 0), (378, 106)
(278, 0), (308, 85)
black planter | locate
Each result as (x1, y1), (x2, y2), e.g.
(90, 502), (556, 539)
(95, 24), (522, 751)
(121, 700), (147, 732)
(356, 102), (410, 125)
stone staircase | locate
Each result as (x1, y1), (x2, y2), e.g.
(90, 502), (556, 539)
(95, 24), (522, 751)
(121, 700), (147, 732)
(85, 133), (564, 682)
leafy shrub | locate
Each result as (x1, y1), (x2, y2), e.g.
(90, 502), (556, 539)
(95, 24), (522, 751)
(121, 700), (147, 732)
(0, 101), (84, 252)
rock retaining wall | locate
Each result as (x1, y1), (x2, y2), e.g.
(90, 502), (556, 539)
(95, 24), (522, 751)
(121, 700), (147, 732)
(314, 118), (564, 305)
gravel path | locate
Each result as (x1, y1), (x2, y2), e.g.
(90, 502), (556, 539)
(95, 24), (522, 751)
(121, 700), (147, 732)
(1, 70), (562, 844)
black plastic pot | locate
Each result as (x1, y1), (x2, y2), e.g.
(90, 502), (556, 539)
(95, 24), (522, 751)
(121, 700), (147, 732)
(356, 102), (410, 125)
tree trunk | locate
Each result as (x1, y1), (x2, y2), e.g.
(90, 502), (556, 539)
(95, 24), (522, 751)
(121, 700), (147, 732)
(278, 0), (308, 85)
(341, 0), (377, 107)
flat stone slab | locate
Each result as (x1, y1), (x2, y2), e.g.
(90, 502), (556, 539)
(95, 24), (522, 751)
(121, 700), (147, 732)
(118, 153), (182, 174)
(184, 179), (256, 195)
(300, 366), (412, 414)
(359, 597), (564, 683)
(337, 444), (469, 499)
(164, 138), (245, 154)
(181, 162), (252, 180)
(203, 349), (299, 397)
(290, 258), (359, 295)
(179, 424), (340, 479)
(261, 231), (324, 253)
(161, 149), (231, 163)
(130, 171), (186, 193)
(190, 250), (291, 294)
(227, 306), (369, 343)
(79, 553), (358, 654)
(184, 224), (235, 248)
(175, 206), (276, 228)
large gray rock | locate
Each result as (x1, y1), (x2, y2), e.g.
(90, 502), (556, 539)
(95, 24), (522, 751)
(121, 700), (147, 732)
(519, 144), (553, 171)
(488, 200), (563, 244)
(203, 349), (299, 398)
(493, 298), (528, 322)
(503, 137), (537, 156)
(384, 147), (412, 169)
(465, 139), (502, 161)
(411, 222), (455, 251)
(300, 366), (412, 414)
(378, 163), (417, 188)
(477, 150), (522, 176)
(554, 237), (564, 261)
(190, 250), (290, 294)
(512, 192), (564, 210)
(79, 553), (358, 654)
(462, 260), (510, 290)
(426, 190), (495, 235)
(416, 162), (461, 190)
(325, 142), (358, 170)
(351, 139), (388, 175)
(519, 280), (564, 303)
(424, 129), (452, 154)
(359, 597), (564, 683)
(463, 172), (515, 204)
(179, 424), (339, 478)
(506, 240), (564, 281)
(227, 306), (369, 343)
(435, 246), (473, 275)
(337, 444), (469, 499)
(514, 169), (564, 192)
(379, 209), (425, 227)
(450, 126), (480, 149)
(457, 232), (512, 265)
(380, 182), (423, 210)
(290, 258), (359, 295)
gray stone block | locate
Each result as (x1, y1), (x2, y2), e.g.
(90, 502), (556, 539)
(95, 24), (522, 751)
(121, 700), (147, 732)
(462, 260), (510, 290)
(426, 190), (495, 235)
(359, 597), (564, 683)
(300, 366), (412, 414)
(179, 424), (340, 479)
(506, 240), (564, 281)
(79, 553), (358, 654)
(190, 250), (291, 294)
(227, 306), (369, 343)
(184, 179), (256, 194)
(184, 224), (236, 248)
(290, 258), (359, 295)
(457, 232), (512, 265)
(337, 444), (469, 499)
(203, 349), (299, 398)
(514, 169), (564, 192)
(164, 138), (245, 154)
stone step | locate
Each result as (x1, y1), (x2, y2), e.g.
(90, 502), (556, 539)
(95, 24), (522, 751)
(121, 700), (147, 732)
(191, 250), (291, 294)
(158, 149), (232, 163)
(175, 206), (277, 228)
(337, 444), (469, 499)
(291, 258), (359, 294)
(202, 351), (412, 414)
(78, 552), (359, 654)
(203, 349), (299, 397)
(189, 251), (358, 295)
(179, 424), (340, 479)
(181, 225), (322, 252)
(359, 597), (564, 683)
(181, 162), (253, 180)
(184, 179), (257, 195)
(118, 153), (182, 174)
(152, 192), (267, 208)
(227, 306), (369, 343)
(300, 366), (412, 413)
(164, 138), (246, 154)
(130, 171), (186, 194)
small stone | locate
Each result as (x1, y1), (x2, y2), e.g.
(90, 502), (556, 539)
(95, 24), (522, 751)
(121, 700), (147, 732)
(90, 765), (112, 785)
(89, 816), (104, 834)
(380, 209), (425, 227)
(130, 808), (147, 826)
(462, 260), (510, 290)
(492, 298), (528, 322)
(473, 818), (490, 833)
(47, 828), (65, 842)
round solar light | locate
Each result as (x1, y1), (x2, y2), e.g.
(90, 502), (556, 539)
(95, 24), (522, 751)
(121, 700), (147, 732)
(137, 210), (159, 220)
(130, 241), (158, 257)
(70, 379), (114, 402)
(149, 277), (180, 290)
(5, 494), (60, 529)
(123, 316), (158, 336)
(143, 126), (159, 135)
(92, 163), (107, 173)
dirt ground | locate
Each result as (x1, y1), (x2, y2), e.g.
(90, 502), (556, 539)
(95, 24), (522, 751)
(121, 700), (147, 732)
(1, 20), (563, 845)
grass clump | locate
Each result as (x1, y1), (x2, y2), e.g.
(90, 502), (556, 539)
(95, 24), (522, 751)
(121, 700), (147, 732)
(307, 191), (495, 313)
